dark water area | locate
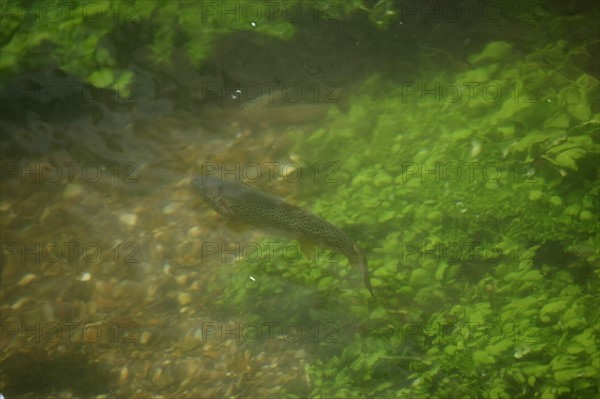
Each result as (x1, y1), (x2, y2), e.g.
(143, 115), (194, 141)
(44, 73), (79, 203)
(1, 1), (599, 397)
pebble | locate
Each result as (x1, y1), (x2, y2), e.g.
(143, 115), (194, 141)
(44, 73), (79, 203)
(0, 201), (12, 211)
(63, 184), (83, 198)
(3, 146), (314, 398)
(119, 213), (138, 227)
(163, 202), (180, 214)
(187, 226), (202, 238)
(177, 292), (192, 306)
(11, 296), (32, 310)
(119, 366), (129, 383)
(80, 272), (91, 281)
(139, 331), (152, 344)
(17, 273), (37, 287)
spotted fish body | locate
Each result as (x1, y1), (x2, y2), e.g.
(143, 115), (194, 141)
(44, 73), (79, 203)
(192, 176), (374, 297)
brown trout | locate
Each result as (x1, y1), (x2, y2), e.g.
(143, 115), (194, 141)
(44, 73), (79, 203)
(192, 176), (374, 297)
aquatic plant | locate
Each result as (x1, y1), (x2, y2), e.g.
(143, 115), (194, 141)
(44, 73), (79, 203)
(292, 18), (598, 399)
(1, 0), (378, 98)
(211, 7), (598, 399)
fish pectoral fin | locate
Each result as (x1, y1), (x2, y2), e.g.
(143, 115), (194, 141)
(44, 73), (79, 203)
(297, 239), (315, 259)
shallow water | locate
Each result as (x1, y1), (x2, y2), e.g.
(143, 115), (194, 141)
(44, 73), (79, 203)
(1, 1), (598, 398)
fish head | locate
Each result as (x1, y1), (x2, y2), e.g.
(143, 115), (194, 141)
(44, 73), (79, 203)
(192, 175), (235, 216)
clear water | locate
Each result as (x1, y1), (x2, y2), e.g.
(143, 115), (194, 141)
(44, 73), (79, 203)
(1, 1), (598, 397)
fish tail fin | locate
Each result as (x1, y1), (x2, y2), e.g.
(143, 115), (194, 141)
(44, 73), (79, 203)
(352, 244), (375, 298)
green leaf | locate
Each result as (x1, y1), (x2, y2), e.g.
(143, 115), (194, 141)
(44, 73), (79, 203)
(426, 210), (443, 222)
(567, 103), (591, 121)
(378, 210), (396, 222)
(409, 268), (432, 287)
(483, 341), (510, 358)
(564, 204), (581, 216)
(310, 267), (322, 278)
(549, 196), (563, 206)
(544, 113), (570, 129)
(317, 276), (334, 291)
(554, 149), (585, 170)
(522, 270), (543, 282)
(370, 306), (388, 320)
(452, 128), (472, 139)
(468, 41), (513, 64)
(540, 300), (567, 316)
(373, 173), (393, 187)
(522, 363), (549, 377)
(554, 369), (579, 382)
(444, 345), (457, 355)
(375, 382), (394, 392)
(573, 328), (595, 347)
(434, 263), (448, 281)
(88, 68), (114, 88)
(112, 70), (134, 98)
(473, 350), (495, 366)
(566, 342), (585, 354)
(579, 210), (594, 221)
(528, 190), (543, 201)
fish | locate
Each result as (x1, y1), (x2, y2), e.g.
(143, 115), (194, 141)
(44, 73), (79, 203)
(192, 175), (374, 297)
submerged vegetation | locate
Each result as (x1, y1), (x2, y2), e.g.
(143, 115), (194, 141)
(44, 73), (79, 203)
(209, 5), (599, 399)
(1, 0), (372, 97)
(304, 20), (598, 399)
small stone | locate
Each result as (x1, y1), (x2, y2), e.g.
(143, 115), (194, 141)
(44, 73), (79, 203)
(181, 339), (202, 353)
(203, 350), (221, 360)
(64, 184), (83, 198)
(119, 213), (137, 227)
(188, 226), (202, 238)
(175, 275), (188, 286)
(12, 296), (32, 310)
(177, 292), (192, 306)
(139, 331), (151, 344)
(163, 203), (180, 214)
(118, 366), (129, 383)
(17, 273), (37, 287)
